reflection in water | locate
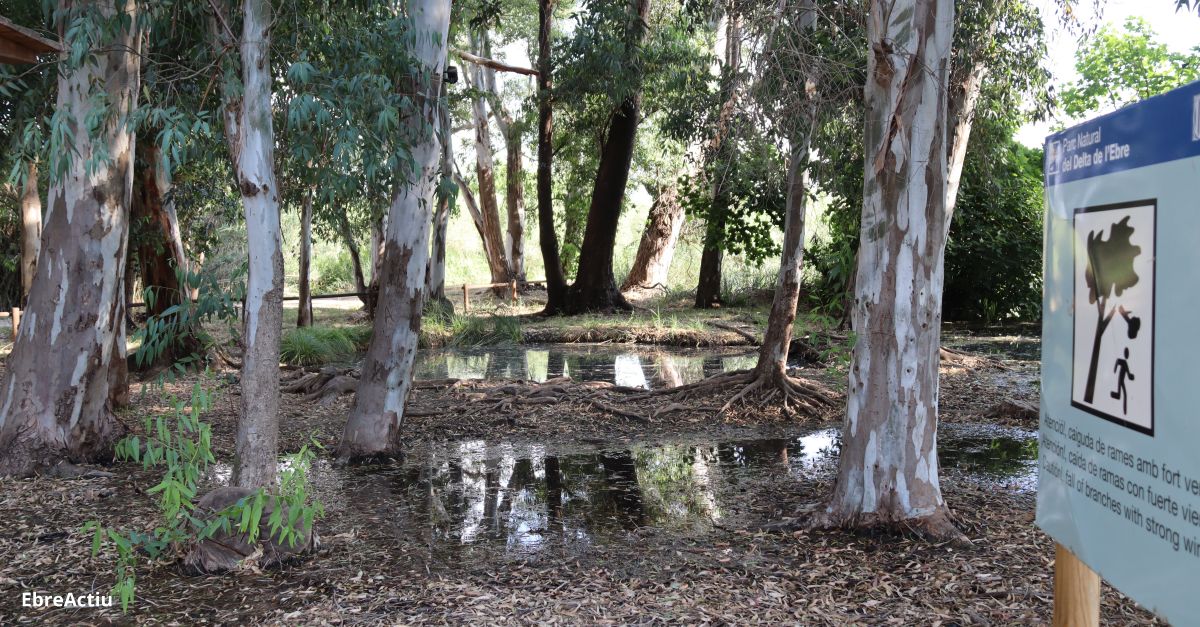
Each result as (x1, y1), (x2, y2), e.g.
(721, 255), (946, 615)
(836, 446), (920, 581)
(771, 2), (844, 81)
(326, 424), (1036, 556)
(412, 345), (761, 390)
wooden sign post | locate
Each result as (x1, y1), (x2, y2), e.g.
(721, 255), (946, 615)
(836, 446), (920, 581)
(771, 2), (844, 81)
(1052, 543), (1099, 627)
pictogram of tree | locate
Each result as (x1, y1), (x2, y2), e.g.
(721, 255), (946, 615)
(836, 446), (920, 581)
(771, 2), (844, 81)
(1082, 216), (1141, 404)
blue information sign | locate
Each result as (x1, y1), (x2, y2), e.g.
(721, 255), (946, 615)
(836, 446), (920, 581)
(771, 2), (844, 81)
(1039, 80), (1200, 624)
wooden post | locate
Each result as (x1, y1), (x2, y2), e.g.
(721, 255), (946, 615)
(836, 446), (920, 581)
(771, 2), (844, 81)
(510, 279), (518, 303)
(1053, 543), (1100, 627)
(11, 307), (19, 337)
(462, 284), (470, 312)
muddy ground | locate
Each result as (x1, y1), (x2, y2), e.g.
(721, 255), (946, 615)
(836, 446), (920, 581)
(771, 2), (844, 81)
(0, 328), (1161, 625)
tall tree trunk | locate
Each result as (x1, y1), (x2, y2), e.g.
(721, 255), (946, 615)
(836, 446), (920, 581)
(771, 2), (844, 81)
(563, 0), (650, 314)
(695, 10), (743, 310)
(297, 190), (314, 328)
(428, 80), (453, 311)
(134, 142), (187, 319)
(817, 0), (962, 541)
(622, 183), (683, 292)
(943, 55), (988, 236)
(467, 30), (511, 287)
(536, 0), (569, 313)
(338, 0), (450, 461)
(214, 0), (284, 488)
(504, 129), (526, 283)
(755, 147), (809, 380)
(0, 0), (140, 477)
(751, 1), (816, 382)
(694, 221), (724, 308)
(19, 161), (41, 304)
(478, 32), (528, 286)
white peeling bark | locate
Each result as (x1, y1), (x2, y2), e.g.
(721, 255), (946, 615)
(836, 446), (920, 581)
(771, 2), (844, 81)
(215, 0), (284, 488)
(338, 0), (451, 460)
(822, 0), (959, 536)
(0, 0), (140, 476)
(19, 161), (41, 303)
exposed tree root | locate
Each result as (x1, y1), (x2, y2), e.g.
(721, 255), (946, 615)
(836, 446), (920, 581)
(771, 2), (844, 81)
(764, 506), (976, 549)
(281, 367), (360, 405)
(705, 320), (760, 345)
(623, 368), (838, 419)
(939, 346), (1009, 371)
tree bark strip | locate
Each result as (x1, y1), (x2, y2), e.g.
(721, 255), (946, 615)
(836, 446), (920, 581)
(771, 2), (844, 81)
(821, 0), (960, 537)
(338, 0), (451, 460)
(0, 0), (140, 476)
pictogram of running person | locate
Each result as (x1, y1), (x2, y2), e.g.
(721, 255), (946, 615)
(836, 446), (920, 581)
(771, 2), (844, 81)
(1111, 347), (1135, 414)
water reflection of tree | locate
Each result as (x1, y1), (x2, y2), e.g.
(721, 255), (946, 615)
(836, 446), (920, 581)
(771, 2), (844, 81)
(599, 451), (645, 528)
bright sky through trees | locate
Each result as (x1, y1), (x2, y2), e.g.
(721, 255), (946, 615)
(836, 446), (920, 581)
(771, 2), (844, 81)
(1017, 0), (1200, 145)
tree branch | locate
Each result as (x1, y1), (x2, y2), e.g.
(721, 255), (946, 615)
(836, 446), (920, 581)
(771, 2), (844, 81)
(453, 49), (539, 77)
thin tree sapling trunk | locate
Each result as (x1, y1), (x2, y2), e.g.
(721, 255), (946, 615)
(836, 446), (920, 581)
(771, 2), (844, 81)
(814, 0), (965, 543)
(297, 190), (314, 328)
(338, 0), (451, 461)
(0, 0), (140, 476)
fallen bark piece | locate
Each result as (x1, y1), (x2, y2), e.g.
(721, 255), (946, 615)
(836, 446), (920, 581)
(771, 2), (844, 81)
(984, 399), (1038, 423)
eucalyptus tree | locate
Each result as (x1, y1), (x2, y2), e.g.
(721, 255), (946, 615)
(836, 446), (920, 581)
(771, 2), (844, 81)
(721, 0), (863, 406)
(338, 0), (452, 460)
(0, 0), (141, 476)
(552, 0), (652, 312)
(812, 0), (965, 540)
(554, 0), (711, 313)
(207, 0), (285, 487)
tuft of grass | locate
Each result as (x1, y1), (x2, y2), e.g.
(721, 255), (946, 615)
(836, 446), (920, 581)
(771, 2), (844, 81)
(437, 314), (522, 347)
(280, 325), (371, 366)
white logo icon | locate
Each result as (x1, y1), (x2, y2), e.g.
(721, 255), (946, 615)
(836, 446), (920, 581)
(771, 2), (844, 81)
(1193, 93), (1200, 141)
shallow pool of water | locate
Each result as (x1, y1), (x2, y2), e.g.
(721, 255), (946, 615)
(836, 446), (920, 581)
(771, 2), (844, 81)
(411, 344), (764, 390)
(305, 423), (1036, 556)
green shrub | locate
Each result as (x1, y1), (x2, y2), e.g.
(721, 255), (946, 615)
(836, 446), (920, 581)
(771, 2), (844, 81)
(280, 325), (371, 366)
(313, 250), (356, 293)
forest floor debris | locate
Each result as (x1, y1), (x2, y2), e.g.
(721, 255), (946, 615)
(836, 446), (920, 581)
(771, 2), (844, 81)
(0, 328), (1110, 625)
